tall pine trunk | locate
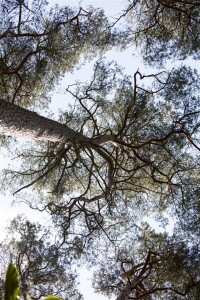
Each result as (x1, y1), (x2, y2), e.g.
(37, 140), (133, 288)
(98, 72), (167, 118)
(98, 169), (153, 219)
(0, 100), (89, 144)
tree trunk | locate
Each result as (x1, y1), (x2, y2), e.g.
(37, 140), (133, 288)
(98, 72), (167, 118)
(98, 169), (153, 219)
(0, 100), (89, 144)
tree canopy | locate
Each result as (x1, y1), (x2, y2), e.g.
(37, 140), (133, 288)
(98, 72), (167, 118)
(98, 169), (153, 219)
(0, 216), (83, 300)
(93, 226), (200, 299)
(0, 0), (199, 299)
(116, 0), (200, 65)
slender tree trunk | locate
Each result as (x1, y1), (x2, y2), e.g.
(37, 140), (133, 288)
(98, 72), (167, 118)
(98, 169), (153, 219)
(0, 100), (89, 144)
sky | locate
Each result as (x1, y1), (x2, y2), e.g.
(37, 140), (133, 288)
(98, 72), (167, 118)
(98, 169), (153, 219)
(0, 1), (185, 299)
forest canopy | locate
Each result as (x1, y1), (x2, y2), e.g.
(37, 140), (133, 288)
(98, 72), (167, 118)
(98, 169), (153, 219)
(0, 0), (199, 299)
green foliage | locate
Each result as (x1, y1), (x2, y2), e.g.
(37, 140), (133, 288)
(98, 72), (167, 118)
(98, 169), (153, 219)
(5, 264), (19, 300)
(43, 297), (60, 300)
(3, 263), (61, 300)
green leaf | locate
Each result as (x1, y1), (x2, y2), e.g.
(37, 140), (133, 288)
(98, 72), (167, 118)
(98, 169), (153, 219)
(44, 296), (61, 300)
(5, 264), (19, 300)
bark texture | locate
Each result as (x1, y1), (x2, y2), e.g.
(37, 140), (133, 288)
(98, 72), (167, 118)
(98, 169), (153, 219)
(0, 100), (89, 144)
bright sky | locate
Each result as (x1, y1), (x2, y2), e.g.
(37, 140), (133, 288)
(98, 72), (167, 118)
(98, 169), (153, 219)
(0, 1), (182, 299)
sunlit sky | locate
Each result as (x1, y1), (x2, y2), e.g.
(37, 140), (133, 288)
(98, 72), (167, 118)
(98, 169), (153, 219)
(0, 1), (190, 299)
